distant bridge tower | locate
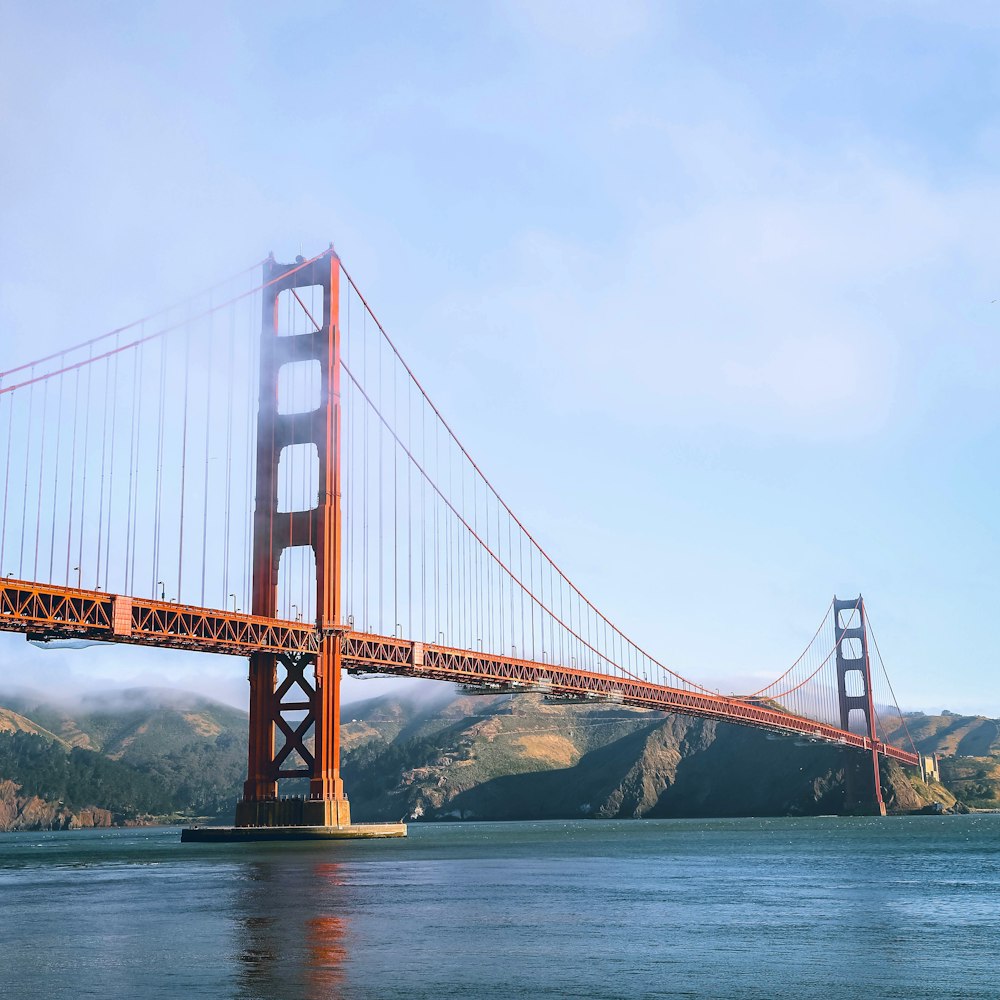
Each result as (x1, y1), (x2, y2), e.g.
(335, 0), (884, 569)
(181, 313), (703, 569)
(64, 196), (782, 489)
(235, 249), (350, 829)
(834, 595), (885, 816)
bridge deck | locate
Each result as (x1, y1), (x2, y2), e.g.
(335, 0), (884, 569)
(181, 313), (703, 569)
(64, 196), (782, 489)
(0, 578), (918, 767)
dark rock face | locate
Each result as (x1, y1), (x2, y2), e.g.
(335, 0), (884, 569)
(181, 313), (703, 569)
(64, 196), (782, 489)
(340, 693), (960, 822)
(0, 779), (113, 831)
(0, 687), (982, 827)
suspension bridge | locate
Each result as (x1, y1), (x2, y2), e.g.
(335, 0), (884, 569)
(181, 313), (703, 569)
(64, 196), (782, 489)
(0, 247), (921, 834)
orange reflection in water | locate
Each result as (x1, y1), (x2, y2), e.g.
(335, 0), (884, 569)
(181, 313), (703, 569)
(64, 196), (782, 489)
(306, 915), (348, 994)
(232, 860), (352, 1000)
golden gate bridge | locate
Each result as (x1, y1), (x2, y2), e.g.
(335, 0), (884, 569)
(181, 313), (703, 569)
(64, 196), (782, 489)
(0, 247), (920, 834)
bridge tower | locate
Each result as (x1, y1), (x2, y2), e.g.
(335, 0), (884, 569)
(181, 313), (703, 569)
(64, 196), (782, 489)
(834, 595), (886, 816)
(235, 249), (350, 829)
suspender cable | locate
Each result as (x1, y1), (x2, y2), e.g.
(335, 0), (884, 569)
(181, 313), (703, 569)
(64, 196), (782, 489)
(64, 367), (81, 585)
(222, 308), (235, 607)
(95, 339), (112, 587)
(200, 301), (214, 606)
(31, 379), (48, 580)
(76, 350), (94, 586)
(17, 376), (35, 577)
(177, 319), (192, 601)
(47, 373), (64, 582)
(0, 381), (12, 573)
(102, 337), (120, 592)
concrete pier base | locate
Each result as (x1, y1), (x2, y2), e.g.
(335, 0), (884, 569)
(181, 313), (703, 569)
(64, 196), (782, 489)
(234, 796), (352, 828)
(181, 822), (407, 843)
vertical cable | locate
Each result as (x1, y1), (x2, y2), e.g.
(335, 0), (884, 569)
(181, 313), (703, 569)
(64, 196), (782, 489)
(408, 378), (413, 638)
(393, 345), (398, 634)
(344, 285), (352, 625)
(378, 325), (383, 632)
(65, 368), (83, 585)
(361, 310), (371, 629)
(102, 337), (121, 592)
(421, 389), (427, 641)
(223, 306), (235, 606)
(177, 319), (192, 601)
(31, 379), (48, 580)
(0, 381), (13, 573)
(18, 375), (36, 577)
(124, 343), (140, 594)
(243, 290), (257, 612)
(152, 337), (167, 595)
(75, 350), (94, 586)
(200, 300), (214, 606)
(95, 340), (113, 587)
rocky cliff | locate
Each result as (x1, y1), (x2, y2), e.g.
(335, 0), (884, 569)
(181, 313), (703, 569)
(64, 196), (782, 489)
(340, 691), (965, 821)
(0, 778), (113, 831)
(0, 686), (992, 829)
(0, 687), (247, 830)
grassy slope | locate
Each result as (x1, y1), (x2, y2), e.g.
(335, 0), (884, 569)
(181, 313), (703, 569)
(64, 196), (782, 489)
(882, 711), (1000, 809)
(1, 686), (994, 825)
(0, 688), (248, 821)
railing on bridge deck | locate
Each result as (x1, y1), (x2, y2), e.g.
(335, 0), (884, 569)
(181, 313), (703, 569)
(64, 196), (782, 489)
(0, 576), (918, 768)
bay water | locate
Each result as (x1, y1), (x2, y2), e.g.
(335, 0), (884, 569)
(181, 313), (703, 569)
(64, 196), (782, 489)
(1, 816), (998, 999)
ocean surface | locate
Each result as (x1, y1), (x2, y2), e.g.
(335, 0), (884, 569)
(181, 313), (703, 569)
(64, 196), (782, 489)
(1, 816), (998, 999)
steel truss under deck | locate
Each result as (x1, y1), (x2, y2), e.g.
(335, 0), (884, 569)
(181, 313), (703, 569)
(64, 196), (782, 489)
(0, 577), (918, 767)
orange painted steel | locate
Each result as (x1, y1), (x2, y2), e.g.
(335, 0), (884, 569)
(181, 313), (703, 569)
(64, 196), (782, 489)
(341, 632), (919, 767)
(0, 578), (319, 654)
(834, 597), (887, 813)
(0, 577), (919, 769)
(242, 250), (348, 819)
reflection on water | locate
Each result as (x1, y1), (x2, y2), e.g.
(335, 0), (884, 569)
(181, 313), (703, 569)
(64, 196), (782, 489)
(2, 817), (999, 999)
(306, 916), (348, 995)
(232, 861), (349, 1000)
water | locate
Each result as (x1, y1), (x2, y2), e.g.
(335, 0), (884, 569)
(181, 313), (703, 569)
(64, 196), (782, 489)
(1, 816), (998, 999)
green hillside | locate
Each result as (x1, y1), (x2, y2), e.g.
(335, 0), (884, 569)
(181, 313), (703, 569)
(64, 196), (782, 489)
(881, 710), (1000, 809)
(0, 688), (248, 827)
(1, 685), (996, 830)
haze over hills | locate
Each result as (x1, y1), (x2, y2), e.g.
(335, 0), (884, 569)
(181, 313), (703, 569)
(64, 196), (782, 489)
(1, 683), (997, 831)
(0, 686), (247, 756)
(0, 687), (246, 829)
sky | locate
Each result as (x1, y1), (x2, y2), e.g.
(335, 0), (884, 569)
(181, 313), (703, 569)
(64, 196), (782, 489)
(0, 1), (998, 715)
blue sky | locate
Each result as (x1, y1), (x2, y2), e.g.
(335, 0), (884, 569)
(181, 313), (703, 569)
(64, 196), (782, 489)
(1, 1), (998, 714)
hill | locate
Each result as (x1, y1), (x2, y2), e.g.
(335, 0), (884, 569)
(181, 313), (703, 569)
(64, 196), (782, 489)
(339, 691), (974, 821)
(1, 685), (996, 829)
(0, 687), (247, 829)
(881, 710), (1000, 809)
